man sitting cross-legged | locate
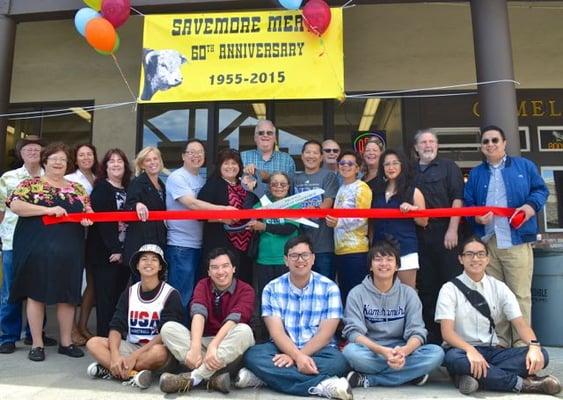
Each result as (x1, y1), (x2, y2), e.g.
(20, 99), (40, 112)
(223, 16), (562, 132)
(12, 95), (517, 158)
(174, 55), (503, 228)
(159, 247), (255, 394)
(239, 235), (353, 399)
(86, 244), (184, 389)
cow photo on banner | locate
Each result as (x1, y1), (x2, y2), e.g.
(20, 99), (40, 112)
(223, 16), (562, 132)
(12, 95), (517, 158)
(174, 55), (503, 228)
(138, 9), (344, 102)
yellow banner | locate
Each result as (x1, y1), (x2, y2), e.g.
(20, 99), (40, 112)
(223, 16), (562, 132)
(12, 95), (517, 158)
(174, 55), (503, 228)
(138, 9), (343, 103)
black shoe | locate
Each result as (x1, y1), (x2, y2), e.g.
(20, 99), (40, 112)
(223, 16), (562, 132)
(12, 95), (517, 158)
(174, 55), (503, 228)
(207, 372), (231, 394)
(28, 347), (45, 362)
(58, 344), (84, 358)
(24, 335), (58, 347)
(0, 342), (16, 354)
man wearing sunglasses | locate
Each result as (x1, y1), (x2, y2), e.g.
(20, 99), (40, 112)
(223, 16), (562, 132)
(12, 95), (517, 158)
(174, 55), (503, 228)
(241, 120), (295, 191)
(321, 139), (341, 173)
(464, 125), (548, 348)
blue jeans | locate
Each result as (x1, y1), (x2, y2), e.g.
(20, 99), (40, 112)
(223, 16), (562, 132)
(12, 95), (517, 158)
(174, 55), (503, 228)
(334, 252), (368, 306)
(444, 346), (550, 392)
(313, 252), (335, 281)
(244, 342), (350, 396)
(0, 251), (31, 344)
(343, 342), (444, 386)
(166, 245), (201, 309)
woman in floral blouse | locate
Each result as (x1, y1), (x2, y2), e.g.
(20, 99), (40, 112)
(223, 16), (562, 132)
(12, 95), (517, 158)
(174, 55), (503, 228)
(8, 142), (92, 362)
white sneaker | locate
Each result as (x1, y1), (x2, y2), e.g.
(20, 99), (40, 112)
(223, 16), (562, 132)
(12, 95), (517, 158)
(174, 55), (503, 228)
(122, 370), (152, 389)
(235, 368), (265, 388)
(86, 362), (112, 379)
(308, 377), (353, 400)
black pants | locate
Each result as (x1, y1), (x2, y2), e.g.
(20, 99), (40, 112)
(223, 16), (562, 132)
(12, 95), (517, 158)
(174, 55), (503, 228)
(416, 223), (465, 344)
(92, 262), (130, 337)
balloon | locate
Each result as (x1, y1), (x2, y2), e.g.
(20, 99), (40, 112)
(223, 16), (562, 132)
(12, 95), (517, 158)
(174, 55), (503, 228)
(302, 0), (331, 36)
(74, 8), (101, 37)
(85, 17), (118, 53)
(94, 34), (120, 55)
(279, 0), (303, 9)
(83, 0), (102, 11)
(101, 0), (131, 28)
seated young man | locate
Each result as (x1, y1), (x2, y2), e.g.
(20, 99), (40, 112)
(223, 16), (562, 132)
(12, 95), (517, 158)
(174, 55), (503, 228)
(159, 247), (255, 394)
(436, 236), (561, 395)
(86, 244), (184, 389)
(239, 235), (352, 400)
(342, 239), (444, 388)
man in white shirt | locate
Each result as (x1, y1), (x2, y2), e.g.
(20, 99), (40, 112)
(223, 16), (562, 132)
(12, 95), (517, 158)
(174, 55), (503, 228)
(435, 236), (560, 395)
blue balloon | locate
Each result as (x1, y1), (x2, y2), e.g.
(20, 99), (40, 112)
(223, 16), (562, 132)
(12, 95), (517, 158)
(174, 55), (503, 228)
(74, 7), (101, 37)
(279, 0), (303, 10)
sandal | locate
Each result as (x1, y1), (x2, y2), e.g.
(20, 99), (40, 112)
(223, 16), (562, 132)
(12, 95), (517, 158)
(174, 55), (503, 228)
(28, 346), (45, 362)
(71, 328), (87, 346)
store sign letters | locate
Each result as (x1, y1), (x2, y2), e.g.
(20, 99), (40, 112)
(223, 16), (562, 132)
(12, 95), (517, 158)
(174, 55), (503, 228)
(138, 9), (344, 103)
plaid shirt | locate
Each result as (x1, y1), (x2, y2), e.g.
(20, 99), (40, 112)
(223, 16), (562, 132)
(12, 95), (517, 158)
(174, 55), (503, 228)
(241, 149), (296, 176)
(262, 271), (342, 348)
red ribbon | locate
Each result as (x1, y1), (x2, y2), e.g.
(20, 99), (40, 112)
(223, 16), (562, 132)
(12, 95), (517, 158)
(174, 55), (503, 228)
(42, 207), (515, 225)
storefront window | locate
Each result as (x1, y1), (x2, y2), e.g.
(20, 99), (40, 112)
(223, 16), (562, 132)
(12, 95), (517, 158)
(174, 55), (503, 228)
(217, 102), (265, 152)
(541, 166), (563, 232)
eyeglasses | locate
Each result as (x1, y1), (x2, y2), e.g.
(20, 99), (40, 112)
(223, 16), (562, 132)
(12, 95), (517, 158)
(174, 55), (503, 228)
(184, 150), (204, 156)
(270, 181), (289, 188)
(257, 130), (275, 136)
(47, 157), (68, 163)
(482, 137), (501, 145)
(462, 251), (488, 259)
(22, 147), (41, 153)
(338, 160), (356, 167)
(209, 262), (232, 272)
(323, 148), (340, 154)
(383, 161), (401, 168)
(287, 251), (313, 261)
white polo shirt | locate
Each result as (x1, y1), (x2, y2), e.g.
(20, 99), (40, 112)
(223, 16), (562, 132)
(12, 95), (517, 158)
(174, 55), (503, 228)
(435, 272), (522, 347)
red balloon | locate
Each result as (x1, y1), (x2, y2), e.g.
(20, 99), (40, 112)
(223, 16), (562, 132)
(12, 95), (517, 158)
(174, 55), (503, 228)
(302, 0), (331, 36)
(101, 0), (130, 28)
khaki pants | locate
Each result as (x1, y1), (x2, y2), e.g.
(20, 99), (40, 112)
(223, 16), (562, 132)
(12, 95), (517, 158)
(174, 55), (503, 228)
(118, 340), (177, 374)
(486, 236), (533, 347)
(160, 321), (255, 380)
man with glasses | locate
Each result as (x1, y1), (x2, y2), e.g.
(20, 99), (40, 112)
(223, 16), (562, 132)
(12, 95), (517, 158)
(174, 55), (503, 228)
(0, 135), (57, 354)
(464, 125), (548, 347)
(159, 247), (255, 394)
(321, 139), (341, 173)
(241, 119), (295, 188)
(239, 235), (353, 400)
(413, 129), (465, 345)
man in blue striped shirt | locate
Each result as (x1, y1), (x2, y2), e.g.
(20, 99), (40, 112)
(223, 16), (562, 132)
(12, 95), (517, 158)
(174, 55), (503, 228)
(238, 235), (352, 399)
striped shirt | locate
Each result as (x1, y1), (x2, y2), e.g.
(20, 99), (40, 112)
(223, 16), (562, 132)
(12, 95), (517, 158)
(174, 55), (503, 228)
(262, 271), (342, 348)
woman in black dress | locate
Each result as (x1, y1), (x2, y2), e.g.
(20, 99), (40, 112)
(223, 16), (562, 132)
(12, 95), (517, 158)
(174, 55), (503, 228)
(8, 142), (92, 361)
(87, 148), (132, 337)
(122, 146), (166, 281)
(197, 149), (254, 284)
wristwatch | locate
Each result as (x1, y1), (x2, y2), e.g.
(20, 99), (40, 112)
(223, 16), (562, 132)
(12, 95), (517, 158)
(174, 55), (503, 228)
(529, 339), (541, 346)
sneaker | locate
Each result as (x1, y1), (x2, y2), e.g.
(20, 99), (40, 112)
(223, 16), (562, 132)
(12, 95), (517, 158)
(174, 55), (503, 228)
(235, 368), (265, 388)
(521, 375), (561, 395)
(207, 372), (230, 394)
(87, 362), (112, 379)
(123, 370), (152, 389)
(458, 375), (479, 395)
(24, 335), (57, 347)
(58, 344), (84, 358)
(309, 377), (353, 400)
(410, 374), (429, 386)
(0, 342), (16, 354)
(159, 372), (193, 393)
(28, 346), (45, 362)
(346, 371), (368, 388)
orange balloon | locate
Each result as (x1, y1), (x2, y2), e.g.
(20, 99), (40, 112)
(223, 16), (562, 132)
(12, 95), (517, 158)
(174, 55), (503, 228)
(85, 17), (117, 53)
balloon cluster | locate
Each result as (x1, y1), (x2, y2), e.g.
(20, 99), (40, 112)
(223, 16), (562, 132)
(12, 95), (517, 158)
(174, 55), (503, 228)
(74, 0), (131, 55)
(279, 0), (331, 36)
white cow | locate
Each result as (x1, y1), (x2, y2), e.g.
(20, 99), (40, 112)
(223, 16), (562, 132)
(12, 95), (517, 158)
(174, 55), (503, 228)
(141, 48), (187, 101)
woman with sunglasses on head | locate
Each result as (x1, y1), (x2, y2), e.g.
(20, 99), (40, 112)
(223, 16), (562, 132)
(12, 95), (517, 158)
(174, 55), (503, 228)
(326, 151), (372, 306)
(370, 149), (428, 289)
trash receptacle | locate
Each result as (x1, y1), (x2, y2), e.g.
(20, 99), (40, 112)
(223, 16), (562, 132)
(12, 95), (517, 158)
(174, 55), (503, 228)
(531, 249), (563, 347)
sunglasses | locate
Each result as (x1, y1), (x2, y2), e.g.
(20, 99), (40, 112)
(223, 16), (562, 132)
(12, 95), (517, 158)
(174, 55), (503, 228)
(323, 148), (340, 154)
(270, 181), (289, 188)
(257, 130), (274, 136)
(338, 160), (357, 167)
(482, 137), (501, 145)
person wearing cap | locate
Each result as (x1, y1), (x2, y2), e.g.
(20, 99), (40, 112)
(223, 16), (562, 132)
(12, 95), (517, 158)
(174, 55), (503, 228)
(86, 244), (184, 389)
(0, 135), (57, 354)
(464, 125), (548, 347)
(158, 247), (255, 394)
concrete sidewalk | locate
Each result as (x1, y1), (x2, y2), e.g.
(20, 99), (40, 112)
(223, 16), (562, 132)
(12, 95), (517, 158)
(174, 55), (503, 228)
(1, 339), (561, 400)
